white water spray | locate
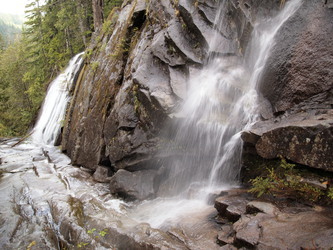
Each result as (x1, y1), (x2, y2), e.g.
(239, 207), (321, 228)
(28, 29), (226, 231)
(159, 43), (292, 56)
(157, 0), (302, 199)
(31, 53), (84, 145)
(129, 0), (302, 227)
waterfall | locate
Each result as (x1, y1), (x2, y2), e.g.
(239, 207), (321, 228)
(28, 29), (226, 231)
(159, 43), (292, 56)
(31, 53), (84, 145)
(158, 0), (302, 198)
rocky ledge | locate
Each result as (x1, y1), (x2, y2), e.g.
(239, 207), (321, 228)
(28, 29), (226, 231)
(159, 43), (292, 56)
(242, 102), (333, 172)
(214, 189), (333, 249)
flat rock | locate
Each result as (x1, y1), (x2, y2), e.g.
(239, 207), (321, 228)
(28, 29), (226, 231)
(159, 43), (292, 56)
(217, 225), (235, 245)
(246, 201), (279, 216)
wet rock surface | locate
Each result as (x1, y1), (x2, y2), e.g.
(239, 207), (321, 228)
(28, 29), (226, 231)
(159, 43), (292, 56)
(214, 189), (333, 249)
(0, 139), (223, 249)
(109, 169), (158, 200)
(61, 0), (254, 175)
(2, 140), (333, 249)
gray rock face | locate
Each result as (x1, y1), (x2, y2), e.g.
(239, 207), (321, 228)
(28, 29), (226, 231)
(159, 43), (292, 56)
(243, 109), (333, 172)
(109, 169), (158, 200)
(93, 165), (113, 183)
(61, 0), (253, 177)
(259, 0), (333, 113)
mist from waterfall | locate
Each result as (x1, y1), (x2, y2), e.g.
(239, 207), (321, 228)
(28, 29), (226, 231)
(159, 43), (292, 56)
(31, 53), (84, 145)
(157, 0), (302, 199)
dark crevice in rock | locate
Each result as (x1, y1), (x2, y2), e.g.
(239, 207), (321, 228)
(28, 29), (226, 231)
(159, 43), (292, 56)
(178, 5), (208, 51)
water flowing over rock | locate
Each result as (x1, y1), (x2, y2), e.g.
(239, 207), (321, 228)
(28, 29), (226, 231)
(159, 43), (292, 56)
(1, 0), (333, 249)
(61, 0), (256, 175)
(31, 53), (84, 145)
(61, 0), (305, 200)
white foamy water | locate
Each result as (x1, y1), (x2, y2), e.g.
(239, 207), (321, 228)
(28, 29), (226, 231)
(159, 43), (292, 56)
(31, 53), (84, 145)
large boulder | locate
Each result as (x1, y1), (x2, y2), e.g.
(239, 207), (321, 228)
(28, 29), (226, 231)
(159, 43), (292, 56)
(243, 108), (333, 172)
(242, 0), (333, 172)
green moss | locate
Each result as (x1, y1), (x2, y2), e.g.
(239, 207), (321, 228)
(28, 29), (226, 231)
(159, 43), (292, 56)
(68, 196), (85, 227)
(90, 61), (100, 73)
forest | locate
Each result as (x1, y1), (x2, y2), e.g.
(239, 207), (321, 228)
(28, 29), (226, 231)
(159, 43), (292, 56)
(0, 0), (122, 137)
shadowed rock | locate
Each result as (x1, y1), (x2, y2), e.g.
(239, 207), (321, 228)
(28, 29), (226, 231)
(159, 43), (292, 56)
(109, 169), (158, 201)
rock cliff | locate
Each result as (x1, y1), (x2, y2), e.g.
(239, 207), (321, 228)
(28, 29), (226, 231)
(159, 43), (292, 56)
(62, 0), (333, 197)
(62, 0), (256, 177)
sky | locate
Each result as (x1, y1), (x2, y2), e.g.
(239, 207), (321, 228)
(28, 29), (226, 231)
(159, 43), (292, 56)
(0, 0), (30, 15)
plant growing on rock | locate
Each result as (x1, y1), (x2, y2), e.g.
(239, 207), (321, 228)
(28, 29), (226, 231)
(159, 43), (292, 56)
(249, 157), (332, 204)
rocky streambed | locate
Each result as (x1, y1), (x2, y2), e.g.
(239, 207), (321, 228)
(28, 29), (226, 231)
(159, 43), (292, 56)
(1, 138), (332, 249)
(0, 139), (223, 249)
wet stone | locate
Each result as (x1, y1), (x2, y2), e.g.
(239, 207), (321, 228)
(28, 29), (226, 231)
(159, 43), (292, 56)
(246, 201), (279, 216)
(217, 224), (235, 245)
(109, 169), (157, 201)
(215, 195), (250, 222)
(93, 165), (113, 183)
(233, 215), (261, 247)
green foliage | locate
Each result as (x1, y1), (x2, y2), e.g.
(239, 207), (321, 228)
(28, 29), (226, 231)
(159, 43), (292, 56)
(77, 242), (90, 248)
(104, 0), (123, 18)
(249, 176), (274, 197)
(328, 188), (333, 200)
(99, 228), (108, 237)
(249, 157), (327, 203)
(0, 0), (124, 137)
(91, 61), (100, 72)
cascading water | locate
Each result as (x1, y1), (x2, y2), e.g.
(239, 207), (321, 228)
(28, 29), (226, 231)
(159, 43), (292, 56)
(130, 0), (302, 227)
(31, 52), (84, 145)
(158, 0), (302, 198)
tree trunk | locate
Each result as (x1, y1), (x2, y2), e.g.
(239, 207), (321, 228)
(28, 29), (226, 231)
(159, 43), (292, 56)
(92, 0), (104, 31)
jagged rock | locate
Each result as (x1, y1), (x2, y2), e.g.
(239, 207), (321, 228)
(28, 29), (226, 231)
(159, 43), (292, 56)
(151, 30), (186, 67)
(215, 194), (251, 222)
(214, 195), (333, 249)
(246, 201), (279, 216)
(217, 225), (235, 245)
(62, 0), (251, 172)
(109, 169), (157, 200)
(233, 214), (262, 247)
(259, 0), (333, 113)
(93, 165), (113, 183)
(243, 110), (333, 172)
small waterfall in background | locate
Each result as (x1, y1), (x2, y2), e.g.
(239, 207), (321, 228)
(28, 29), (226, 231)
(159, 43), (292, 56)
(31, 53), (84, 145)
